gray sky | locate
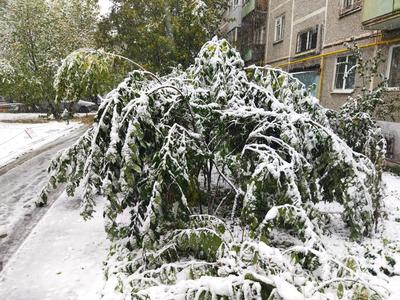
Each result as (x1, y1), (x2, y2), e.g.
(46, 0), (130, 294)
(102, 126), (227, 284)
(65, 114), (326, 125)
(99, 0), (112, 16)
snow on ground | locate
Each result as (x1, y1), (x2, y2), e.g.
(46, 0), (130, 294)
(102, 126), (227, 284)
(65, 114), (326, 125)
(318, 172), (400, 299)
(1, 171), (400, 299)
(0, 193), (108, 300)
(0, 113), (43, 121)
(0, 113), (94, 122)
(0, 127), (87, 266)
(0, 121), (82, 167)
(382, 173), (400, 299)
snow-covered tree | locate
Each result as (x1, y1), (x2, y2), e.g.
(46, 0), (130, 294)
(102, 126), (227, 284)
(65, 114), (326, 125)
(38, 38), (388, 299)
(53, 48), (148, 104)
(329, 43), (388, 225)
(0, 0), (98, 107)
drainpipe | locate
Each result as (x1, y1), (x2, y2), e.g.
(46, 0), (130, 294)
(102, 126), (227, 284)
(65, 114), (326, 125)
(318, 55), (325, 99)
(275, 33), (399, 68)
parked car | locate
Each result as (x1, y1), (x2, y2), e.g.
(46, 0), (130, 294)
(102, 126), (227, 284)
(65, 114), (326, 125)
(0, 101), (25, 112)
(61, 100), (98, 113)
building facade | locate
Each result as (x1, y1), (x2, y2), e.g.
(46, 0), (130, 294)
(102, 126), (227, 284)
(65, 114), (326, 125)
(221, 0), (268, 65)
(221, 0), (400, 164)
(220, 1), (243, 49)
(265, 0), (400, 163)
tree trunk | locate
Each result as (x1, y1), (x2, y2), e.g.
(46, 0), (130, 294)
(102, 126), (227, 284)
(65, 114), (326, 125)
(163, 0), (175, 49)
(207, 160), (214, 215)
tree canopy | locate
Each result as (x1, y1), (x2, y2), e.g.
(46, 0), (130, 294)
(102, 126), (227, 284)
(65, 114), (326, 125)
(0, 0), (98, 107)
(96, 0), (229, 74)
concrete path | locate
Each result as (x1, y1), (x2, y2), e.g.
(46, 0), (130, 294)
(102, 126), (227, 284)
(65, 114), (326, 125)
(0, 125), (108, 299)
(0, 126), (87, 269)
(0, 193), (108, 300)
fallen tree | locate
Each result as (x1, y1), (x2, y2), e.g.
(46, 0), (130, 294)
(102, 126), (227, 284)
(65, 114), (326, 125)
(37, 38), (388, 299)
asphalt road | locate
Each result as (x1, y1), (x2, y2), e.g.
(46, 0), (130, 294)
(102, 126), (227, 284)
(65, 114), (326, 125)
(0, 126), (88, 271)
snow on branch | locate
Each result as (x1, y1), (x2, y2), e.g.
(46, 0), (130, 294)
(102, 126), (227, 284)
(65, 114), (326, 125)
(37, 38), (388, 299)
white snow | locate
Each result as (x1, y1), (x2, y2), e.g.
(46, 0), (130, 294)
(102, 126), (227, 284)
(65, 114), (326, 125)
(0, 121), (82, 167)
(103, 171), (400, 299)
(0, 193), (108, 300)
(99, 0), (112, 16)
(0, 113), (43, 121)
(382, 173), (400, 300)
(273, 275), (304, 300)
(1, 170), (400, 299)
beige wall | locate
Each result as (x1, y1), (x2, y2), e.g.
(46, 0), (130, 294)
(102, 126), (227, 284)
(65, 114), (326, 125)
(265, 0), (292, 64)
(265, 0), (389, 111)
(324, 1), (367, 47)
(263, 0), (400, 162)
(318, 44), (374, 110)
(292, 0), (325, 21)
(266, 0), (326, 64)
(290, 12), (325, 58)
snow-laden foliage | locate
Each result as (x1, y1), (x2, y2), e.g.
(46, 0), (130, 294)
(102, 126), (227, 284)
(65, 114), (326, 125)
(38, 38), (388, 299)
(0, 0), (98, 106)
(54, 49), (114, 103)
(54, 48), (158, 103)
(329, 43), (388, 225)
(0, 58), (14, 84)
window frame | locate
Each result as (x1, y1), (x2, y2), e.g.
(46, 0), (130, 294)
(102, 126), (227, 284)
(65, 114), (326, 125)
(332, 54), (356, 93)
(342, 0), (354, 10)
(274, 14), (285, 43)
(384, 133), (395, 158)
(295, 26), (319, 54)
(339, 0), (361, 17)
(254, 25), (266, 45)
(386, 44), (400, 91)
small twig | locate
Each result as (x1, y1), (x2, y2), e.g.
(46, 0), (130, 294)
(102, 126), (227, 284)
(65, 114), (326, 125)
(147, 85), (198, 133)
(215, 191), (233, 215)
(311, 277), (387, 298)
(211, 159), (240, 195)
(106, 52), (162, 84)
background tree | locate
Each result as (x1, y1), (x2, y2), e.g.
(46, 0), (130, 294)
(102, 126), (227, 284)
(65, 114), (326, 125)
(96, 0), (229, 74)
(53, 48), (135, 103)
(0, 0), (98, 110)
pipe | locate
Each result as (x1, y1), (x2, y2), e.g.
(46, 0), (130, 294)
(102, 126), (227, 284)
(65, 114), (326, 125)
(318, 55), (325, 99)
(274, 35), (400, 68)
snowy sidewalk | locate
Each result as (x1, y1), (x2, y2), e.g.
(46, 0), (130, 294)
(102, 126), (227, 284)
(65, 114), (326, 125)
(0, 121), (82, 167)
(0, 193), (108, 300)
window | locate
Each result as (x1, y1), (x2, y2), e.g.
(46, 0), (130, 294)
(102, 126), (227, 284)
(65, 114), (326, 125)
(342, 0), (354, 9)
(387, 45), (400, 88)
(274, 15), (285, 42)
(296, 26), (318, 53)
(334, 55), (356, 91)
(339, 0), (361, 16)
(292, 70), (320, 97)
(255, 25), (266, 45)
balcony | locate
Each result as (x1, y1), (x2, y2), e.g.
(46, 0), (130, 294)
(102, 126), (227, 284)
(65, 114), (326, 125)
(363, 0), (400, 30)
(241, 0), (267, 19)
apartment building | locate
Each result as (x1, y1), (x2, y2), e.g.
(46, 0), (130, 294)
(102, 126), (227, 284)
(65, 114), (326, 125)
(220, 0), (268, 65)
(221, 0), (400, 163)
(220, 1), (243, 49)
(265, 0), (400, 163)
